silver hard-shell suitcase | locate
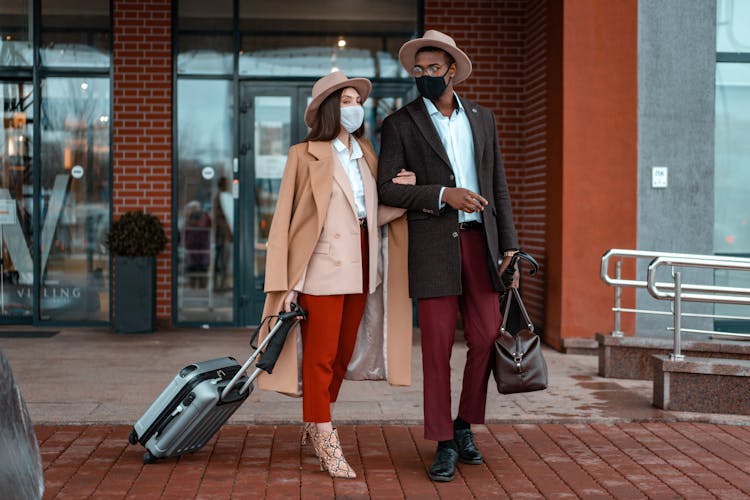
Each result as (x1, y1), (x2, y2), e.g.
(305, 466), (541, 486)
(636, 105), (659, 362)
(128, 305), (306, 464)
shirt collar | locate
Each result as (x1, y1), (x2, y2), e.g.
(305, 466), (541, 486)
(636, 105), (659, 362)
(422, 92), (463, 117)
(332, 137), (363, 160)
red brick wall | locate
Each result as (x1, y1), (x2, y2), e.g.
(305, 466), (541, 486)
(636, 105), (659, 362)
(425, 0), (548, 329)
(112, 0), (173, 322)
(519, 0), (548, 328)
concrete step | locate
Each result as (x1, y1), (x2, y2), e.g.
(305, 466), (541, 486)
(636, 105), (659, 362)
(652, 355), (750, 415)
(596, 333), (750, 380)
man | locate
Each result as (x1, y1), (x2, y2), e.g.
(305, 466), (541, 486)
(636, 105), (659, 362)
(378, 30), (519, 482)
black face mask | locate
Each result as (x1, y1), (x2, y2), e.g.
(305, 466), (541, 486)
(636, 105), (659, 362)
(415, 67), (451, 101)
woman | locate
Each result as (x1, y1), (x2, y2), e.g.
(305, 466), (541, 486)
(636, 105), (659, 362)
(259, 71), (413, 478)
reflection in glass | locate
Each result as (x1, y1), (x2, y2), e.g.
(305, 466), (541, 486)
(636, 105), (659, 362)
(0, 82), (34, 318)
(714, 62), (750, 331)
(363, 95), (407, 154)
(715, 63), (750, 255)
(178, 0), (233, 75)
(239, 37), (408, 78)
(40, 0), (110, 68)
(0, 1), (33, 66)
(717, 0), (750, 52)
(176, 79), (234, 323)
(39, 78), (110, 321)
(177, 34), (233, 75)
(253, 96), (291, 285)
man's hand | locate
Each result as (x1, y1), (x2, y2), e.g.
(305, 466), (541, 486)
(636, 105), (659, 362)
(391, 169), (416, 185)
(498, 255), (520, 288)
(441, 187), (488, 213)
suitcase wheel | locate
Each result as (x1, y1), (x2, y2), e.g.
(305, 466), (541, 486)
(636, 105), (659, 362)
(143, 451), (157, 464)
(128, 428), (139, 445)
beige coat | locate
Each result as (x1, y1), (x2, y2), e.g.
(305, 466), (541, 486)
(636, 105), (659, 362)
(259, 138), (412, 396)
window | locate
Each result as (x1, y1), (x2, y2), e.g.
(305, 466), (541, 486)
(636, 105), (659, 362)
(41, 0), (111, 68)
(0, 0), (32, 67)
(177, 0), (233, 75)
(238, 0), (416, 78)
(715, 0), (750, 332)
(715, 0), (750, 254)
(0, 2), (111, 324)
(39, 77), (111, 321)
(174, 0), (418, 325)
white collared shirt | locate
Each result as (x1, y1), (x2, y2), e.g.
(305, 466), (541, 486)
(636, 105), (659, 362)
(424, 94), (481, 223)
(332, 137), (367, 219)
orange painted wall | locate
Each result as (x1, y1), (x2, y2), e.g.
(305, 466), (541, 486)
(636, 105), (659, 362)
(544, 0), (638, 349)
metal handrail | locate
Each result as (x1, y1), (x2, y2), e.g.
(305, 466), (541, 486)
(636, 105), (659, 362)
(601, 248), (749, 291)
(600, 248), (750, 359)
(647, 255), (750, 304)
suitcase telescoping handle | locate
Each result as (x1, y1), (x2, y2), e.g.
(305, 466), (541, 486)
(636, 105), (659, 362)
(221, 303), (307, 401)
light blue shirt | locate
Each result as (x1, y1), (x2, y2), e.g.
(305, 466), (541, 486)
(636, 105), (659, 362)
(332, 137), (367, 219)
(424, 95), (481, 223)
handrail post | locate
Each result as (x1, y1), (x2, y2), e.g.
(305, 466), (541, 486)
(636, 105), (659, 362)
(671, 270), (685, 361)
(611, 260), (623, 337)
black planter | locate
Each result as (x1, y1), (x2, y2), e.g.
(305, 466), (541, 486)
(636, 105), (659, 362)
(114, 256), (157, 333)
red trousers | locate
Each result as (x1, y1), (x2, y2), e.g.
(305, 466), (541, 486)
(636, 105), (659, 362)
(298, 227), (369, 423)
(417, 228), (501, 441)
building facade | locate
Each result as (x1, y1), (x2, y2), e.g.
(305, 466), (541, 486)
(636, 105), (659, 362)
(1, 0), (747, 349)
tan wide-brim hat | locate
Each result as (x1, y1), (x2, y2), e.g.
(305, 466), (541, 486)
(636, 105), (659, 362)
(304, 71), (372, 127)
(398, 30), (472, 84)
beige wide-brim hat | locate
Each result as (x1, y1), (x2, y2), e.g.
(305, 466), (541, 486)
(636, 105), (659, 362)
(304, 71), (372, 127)
(398, 30), (472, 84)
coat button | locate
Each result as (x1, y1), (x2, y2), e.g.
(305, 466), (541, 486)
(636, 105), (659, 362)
(335, 260), (342, 266)
(452, 232), (458, 238)
(449, 175), (454, 181)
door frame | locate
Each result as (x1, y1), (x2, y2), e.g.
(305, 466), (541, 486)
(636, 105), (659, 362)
(236, 81), (312, 326)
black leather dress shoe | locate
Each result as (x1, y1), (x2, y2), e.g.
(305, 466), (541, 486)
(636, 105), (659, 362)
(454, 428), (483, 464)
(428, 446), (458, 482)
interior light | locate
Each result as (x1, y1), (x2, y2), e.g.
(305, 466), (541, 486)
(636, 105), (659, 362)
(5, 35), (12, 41)
(337, 37), (346, 48)
(80, 82), (89, 91)
(99, 115), (109, 123)
(330, 66), (340, 73)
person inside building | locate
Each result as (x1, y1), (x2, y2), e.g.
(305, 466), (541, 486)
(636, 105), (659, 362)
(182, 200), (212, 289)
(259, 71), (415, 479)
(377, 30), (520, 482)
(213, 176), (233, 291)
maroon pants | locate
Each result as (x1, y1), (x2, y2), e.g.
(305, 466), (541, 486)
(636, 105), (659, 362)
(298, 227), (369, 423)
(418, 228), (501, 441)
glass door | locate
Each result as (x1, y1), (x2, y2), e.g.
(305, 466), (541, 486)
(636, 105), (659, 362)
(1, 81), (34, 320)
(238, 84), (306, 325)
(236, 80), (414, 325)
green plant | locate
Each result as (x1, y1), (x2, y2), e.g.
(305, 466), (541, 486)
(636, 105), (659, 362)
(106, 211), (168, 257)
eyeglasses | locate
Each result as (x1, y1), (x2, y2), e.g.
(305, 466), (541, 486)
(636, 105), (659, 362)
(412, 63), (448, 78)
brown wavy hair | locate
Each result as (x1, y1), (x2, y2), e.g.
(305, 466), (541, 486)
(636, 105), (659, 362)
(304, 88), (365, 142)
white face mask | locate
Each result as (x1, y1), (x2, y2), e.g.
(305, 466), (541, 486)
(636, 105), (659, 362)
(340, 105), (364, 133)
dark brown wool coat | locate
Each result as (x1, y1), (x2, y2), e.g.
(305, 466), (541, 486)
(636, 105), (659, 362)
(377, 96), (518, 299)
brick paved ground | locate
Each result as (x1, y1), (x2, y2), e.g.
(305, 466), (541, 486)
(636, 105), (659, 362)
(37, 423), (750, 499)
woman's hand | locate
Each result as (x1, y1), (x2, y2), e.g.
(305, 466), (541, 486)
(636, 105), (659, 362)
(283, 290), (298, 312)
(391, 169), (416, 185)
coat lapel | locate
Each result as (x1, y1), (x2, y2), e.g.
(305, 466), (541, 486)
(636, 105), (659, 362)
(331, 151), (359, 218)
(460, 96), (486, 178)
(358, 156), (377, 223)
(306, 141), (335, 229)
(361, 140), (378, 179)
(405, 99), (452, 170)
